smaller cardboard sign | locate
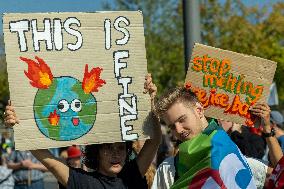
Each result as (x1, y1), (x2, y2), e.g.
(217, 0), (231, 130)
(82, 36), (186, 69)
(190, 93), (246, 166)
(185, 43), (277, 126)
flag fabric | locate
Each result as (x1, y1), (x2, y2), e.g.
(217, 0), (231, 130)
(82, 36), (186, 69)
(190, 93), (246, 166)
(267, 156), (284, 189)
(170, 121), (256, 189)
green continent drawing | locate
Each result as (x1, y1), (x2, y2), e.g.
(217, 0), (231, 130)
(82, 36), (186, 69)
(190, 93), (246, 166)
(34, 77), (97, 141)
(20, 56), (105, 141)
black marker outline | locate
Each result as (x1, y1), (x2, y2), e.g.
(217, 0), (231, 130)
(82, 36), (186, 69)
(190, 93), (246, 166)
(9, 19), (30, 52)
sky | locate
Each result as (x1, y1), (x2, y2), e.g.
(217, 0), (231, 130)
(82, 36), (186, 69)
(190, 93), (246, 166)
(0, 0), (112, 34)
(0, 0), (108, 13)
(219, 0), (282, 6)
(0, 0), (283, 34)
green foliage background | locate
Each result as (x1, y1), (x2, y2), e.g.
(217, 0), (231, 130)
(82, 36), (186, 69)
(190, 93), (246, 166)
(105, 0), (284, 107)
(0, 35), (8, 123)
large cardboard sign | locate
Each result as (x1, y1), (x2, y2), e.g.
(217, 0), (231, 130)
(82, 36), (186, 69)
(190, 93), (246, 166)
(3, 11), (151, 150)
(185, 43), (277, 126)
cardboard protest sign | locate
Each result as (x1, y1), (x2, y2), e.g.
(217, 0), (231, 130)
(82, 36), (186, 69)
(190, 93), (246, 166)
(3, 11), (152, 150)
(185, 43), (277, 126)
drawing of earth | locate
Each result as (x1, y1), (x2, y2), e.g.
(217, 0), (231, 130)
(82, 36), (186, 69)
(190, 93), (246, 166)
(33, 76), (97, 141)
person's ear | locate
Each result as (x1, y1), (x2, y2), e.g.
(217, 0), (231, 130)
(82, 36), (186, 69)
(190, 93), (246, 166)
(195, 102), (204, 119)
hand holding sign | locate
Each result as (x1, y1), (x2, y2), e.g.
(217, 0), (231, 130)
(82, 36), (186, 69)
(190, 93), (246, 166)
(4, 100), (19, 127)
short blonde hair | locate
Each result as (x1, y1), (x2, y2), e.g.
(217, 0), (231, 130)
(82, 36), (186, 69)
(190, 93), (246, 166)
(155, 87), (199, 117)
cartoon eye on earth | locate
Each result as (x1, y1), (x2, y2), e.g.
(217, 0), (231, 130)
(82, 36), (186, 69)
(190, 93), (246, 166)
(71, 99), (82, 112)
(58, 99), (69, 113)
(20, 56), (106, 141)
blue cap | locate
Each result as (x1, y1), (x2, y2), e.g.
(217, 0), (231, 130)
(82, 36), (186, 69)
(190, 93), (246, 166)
(270, 111), (284, 127)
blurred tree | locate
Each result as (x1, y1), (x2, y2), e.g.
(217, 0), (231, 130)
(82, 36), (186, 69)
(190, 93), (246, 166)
(108, 0), (284, 106)
(200, 0), (284, 105)
(104, 0), (185, 95)
(0, 35), (5, 61)
(0, 36), (8, 124)
(0, 65), (8, 102)
(0, 35), (4, 54)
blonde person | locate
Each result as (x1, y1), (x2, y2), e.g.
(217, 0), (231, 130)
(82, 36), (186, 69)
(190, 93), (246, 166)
(151, 87), (256, 189)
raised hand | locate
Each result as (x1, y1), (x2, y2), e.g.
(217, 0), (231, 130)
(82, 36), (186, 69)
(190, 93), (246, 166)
(144, 73), (157, 100)
(144, 73), (157, 113)
(249, 103), (271, 132)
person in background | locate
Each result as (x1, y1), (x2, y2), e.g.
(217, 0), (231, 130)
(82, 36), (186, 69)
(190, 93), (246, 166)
(262, 110), (284, 164)
(1, 132), (13, 165)
(59, 149), (68, 161)
(155, 125), (178, 167)
(0, 150), (14, 189)
(58, 146), (85, 189)
(218, 120), (266, 159)
(270, 110), (284, 152)
(7, 150), (48, 189)
(66, 146), (82, 169)
(249, 105), (284, 188)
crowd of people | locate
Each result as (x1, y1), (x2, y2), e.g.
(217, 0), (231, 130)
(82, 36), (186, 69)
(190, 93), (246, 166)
(1, 74), (284, 188)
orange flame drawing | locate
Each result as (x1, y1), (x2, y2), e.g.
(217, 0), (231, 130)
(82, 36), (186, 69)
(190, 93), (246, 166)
(48, 110), (60, 126)
(82, 64), (106, 94)
(20, 56), (53, 89)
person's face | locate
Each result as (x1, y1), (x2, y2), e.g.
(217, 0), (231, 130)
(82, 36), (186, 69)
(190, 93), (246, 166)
(98, 142), (127, 177)
(162, 101), (204, 142)
(68, 157), (81, 168)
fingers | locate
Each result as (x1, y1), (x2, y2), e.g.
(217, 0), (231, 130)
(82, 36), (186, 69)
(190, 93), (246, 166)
(4, 101), (19, 127)
(4, 116), (19, 127)
(143, 74), (152, 93)
(250, 103), (270, 115)
(21, 159), (33, 169)
(250, 103), (270, 111)
(5, 105), (15, 113)
(144, 73), (157, 98)
(249, 102), (271, 126)
(148, 83), (157, 95)
(144, 74), (158, 113)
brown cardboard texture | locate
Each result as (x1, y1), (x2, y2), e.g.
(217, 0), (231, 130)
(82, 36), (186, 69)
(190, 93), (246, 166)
(3, 11), (151, 150)
(185, 43), (277, 126)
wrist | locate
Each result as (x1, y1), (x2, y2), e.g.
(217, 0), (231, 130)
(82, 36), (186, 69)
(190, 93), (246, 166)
(262, 128), (275, 138)
(30, 163), (36, 169)
(262, 125), (271, 133)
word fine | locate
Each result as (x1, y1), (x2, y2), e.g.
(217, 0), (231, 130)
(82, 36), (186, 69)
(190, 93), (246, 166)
(105, 16), (138, 141)
(191, 55), (263, 104)
(185, 82), (256, 126)
(9, 18), (83, 52)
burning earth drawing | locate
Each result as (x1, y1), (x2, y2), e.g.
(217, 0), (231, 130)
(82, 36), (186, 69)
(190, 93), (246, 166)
(20, 56), (106, 141)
